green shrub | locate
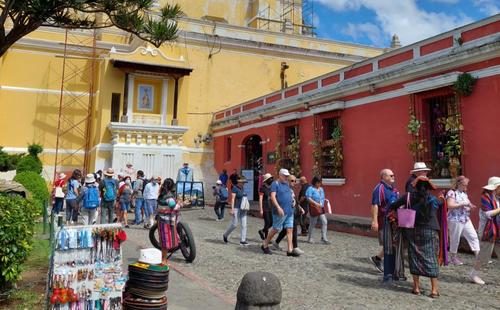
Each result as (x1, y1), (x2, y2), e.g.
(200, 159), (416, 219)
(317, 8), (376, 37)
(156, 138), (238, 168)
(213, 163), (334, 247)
(0, 147), (24, 172)
(16, 155), (43, 174)
(13, 172), (49, 208)
(0, 195), (40, 288)
(27, 144), (43, 157)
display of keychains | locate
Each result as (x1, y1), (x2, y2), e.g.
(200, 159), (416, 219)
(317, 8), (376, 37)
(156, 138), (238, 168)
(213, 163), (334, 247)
(49, 224), (127, 310)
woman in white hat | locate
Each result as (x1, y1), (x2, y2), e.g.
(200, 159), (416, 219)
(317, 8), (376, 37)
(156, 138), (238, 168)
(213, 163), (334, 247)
(468, 177), (500, 285)
(52, 172), (67, 215)
(405, 162), (431, 193)
(258, 173), (274, 240)
(213, 180), (228, 221)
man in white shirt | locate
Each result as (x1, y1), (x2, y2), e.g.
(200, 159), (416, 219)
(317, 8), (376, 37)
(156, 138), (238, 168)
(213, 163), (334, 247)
(143, 176), (160, 228)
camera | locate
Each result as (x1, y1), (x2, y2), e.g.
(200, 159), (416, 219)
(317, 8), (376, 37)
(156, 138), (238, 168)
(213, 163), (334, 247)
(212, 186), (216, 189)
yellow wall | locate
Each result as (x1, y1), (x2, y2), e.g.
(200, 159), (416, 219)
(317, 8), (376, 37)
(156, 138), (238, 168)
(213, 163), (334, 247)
(0, 1), (385, 175)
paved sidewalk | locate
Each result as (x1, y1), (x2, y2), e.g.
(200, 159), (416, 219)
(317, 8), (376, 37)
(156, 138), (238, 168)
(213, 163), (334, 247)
(123, 208), (500, 310)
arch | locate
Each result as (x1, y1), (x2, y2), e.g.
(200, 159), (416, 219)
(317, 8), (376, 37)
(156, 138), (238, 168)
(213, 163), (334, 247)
(241, 134), (263, 200)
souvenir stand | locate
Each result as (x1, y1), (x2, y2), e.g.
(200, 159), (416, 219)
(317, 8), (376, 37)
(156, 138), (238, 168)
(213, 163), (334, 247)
(47, 223), (127, 310)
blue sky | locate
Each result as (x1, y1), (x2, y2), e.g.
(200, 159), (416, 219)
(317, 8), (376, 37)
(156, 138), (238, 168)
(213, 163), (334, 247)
(313, 0), (499, 47)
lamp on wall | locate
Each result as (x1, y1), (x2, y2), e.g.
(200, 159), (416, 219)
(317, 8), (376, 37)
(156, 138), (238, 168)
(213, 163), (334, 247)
(304, 101), (310, 110)
(194, 133), (213, 147)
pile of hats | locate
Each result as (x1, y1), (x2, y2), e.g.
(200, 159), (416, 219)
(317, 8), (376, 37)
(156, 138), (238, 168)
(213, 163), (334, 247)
(123, 249), (169, 310)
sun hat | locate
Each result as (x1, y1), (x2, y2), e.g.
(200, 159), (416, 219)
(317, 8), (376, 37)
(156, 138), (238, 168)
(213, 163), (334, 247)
(483, 177), (500, 191)
(237, 176), (248, 183)
(279, 168), (290, 176)
(85, 173), (96, 184)
(58, 172), (66, 179)
(411, 176), (436, 190)
(216, 180), (222, 185)
(411, 162), (431, 173)
(262, 173), (273, 182)
(103, 168), (115, 176)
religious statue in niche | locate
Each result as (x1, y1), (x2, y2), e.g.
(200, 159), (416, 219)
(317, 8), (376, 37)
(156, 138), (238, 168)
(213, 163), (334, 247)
(137, 84), (154, 111)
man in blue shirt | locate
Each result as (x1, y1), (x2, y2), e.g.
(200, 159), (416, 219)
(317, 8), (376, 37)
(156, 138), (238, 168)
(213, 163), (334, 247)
(370, 168), (399, 278)
(261, 168), (299, 257)
(219, 169), (228, 186)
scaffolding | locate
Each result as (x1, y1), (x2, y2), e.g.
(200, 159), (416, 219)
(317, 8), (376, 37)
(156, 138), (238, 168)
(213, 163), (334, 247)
(53, 29), (98, 181)
(254, 0), (315, 35)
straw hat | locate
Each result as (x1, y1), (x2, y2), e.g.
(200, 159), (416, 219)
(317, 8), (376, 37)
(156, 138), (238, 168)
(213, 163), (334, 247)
(84, 173), (96, 184)
(411, 162), (431, 173)
(103, 168), (115, 176)
(483, 177), (500, 191)
(262, 173), (273, 182)
(411, 176), (436, 190)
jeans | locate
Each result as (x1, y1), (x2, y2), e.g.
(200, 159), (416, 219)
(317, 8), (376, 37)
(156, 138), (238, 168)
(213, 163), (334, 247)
(65, 199), (78, 222)
(214, 201), (226, 220)
(81, 208), (97, 225)
(53, 198), (64, 214)
(101, 200), (115, 224)
(134, 198), (145, 224)
(276, 213), (299, 248)
(308, 214), (328, 241)
(260, 211), (273, 238)
(145, 199), (158, 218)
(223, 208), (247, 242)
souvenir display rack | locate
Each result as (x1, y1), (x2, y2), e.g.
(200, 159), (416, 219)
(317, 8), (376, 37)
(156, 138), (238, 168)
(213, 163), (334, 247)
(47, 223), (127, 310)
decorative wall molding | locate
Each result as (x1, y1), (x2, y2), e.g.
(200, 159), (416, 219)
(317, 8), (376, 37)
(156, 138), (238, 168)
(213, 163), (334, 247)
(322, 178), (346, 186)
(109, 46), (185, 63)
(0, 85), (97, 96)
(404, 72), (462, 93)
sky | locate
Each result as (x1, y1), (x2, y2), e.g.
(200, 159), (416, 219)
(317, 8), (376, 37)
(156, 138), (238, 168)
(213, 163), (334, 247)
(312, 0), (500, 47)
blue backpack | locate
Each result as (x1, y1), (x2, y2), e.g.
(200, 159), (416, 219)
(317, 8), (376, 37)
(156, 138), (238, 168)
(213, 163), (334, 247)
(83, 186), (100, 209)
(220, 187), (228, 201)
(103, 178), (116, 201)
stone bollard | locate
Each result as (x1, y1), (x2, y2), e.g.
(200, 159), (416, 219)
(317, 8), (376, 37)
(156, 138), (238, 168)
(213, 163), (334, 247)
(235, 272), (281, 310)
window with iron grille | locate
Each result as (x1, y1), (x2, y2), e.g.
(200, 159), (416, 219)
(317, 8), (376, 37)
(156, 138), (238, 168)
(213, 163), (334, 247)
(425, 94), (463, 178)
(281, 124), (300, 175)
(320, 117), (343, 178)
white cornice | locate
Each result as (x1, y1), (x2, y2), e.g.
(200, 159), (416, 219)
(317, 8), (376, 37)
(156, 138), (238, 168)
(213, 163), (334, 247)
(108, 122), (188, 134)
(404, 72), (462, 93)
(0, 85), (97, 96)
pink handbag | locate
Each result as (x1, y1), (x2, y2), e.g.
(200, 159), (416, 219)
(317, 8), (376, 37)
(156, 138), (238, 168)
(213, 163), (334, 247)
(397, 193), (416, 228)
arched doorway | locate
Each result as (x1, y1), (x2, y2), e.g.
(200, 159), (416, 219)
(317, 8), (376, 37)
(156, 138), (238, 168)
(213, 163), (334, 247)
(243, 135), (263, 201)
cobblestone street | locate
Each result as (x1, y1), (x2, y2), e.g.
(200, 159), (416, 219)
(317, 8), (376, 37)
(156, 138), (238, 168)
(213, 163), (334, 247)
(126, 208), (499, 309)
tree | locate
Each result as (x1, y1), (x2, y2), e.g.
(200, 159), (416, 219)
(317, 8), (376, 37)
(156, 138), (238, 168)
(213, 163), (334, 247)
(0, 0), (183, 57)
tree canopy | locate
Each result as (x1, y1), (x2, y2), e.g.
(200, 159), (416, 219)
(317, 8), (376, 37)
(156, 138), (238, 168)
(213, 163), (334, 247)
(0, 0), (183, 56)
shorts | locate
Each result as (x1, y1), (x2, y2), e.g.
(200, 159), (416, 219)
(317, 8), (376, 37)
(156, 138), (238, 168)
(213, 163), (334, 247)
(120, 201), (131, 211)
(272, 213), (294, 231)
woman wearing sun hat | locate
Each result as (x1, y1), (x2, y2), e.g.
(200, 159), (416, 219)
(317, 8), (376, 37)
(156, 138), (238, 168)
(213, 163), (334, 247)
(390, 176), (443, 298)
(468, 177), (500, 285)
(405, 162), (431, 193)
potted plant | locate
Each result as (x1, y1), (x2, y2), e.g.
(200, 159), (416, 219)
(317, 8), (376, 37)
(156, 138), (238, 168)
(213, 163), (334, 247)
(444, 134), (462, 178)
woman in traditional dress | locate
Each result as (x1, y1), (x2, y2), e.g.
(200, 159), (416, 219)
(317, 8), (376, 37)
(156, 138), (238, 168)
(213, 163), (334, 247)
(390, 176), (442, 298)
(468, 177), (500, 285)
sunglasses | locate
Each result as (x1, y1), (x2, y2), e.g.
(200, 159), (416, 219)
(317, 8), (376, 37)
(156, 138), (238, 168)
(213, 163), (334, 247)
(290, 180), (296, 182)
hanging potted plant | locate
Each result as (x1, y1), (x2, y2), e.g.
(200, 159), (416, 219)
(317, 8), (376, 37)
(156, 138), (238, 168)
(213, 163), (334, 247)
(452, 73), (477, 97)
(328, 123), (343, 178)
(310, 136), (321, 177)
(444, 134), (462, 179)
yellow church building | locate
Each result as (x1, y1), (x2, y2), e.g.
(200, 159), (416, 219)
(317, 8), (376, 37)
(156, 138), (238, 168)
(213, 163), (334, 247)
(0, 0), (384, 183)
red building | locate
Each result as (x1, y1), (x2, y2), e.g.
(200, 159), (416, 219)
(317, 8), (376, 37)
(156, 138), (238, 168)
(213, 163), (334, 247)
(211, 15), (500, 223)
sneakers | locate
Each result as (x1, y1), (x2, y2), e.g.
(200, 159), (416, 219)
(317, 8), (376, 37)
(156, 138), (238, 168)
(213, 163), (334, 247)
(321, 239), (331, 245)
(261, 245), (272, 255)
(258, 230), (265, 240)
(223, 235), (228, 244)
(450, 257), (464, 266)
(272, 241), (282, 251)
(306, 239), (315, 244)
(469, 270), (485, 285)
(287, 251), (300, 257)
(370, 256), (383, 273)
(240, 241), (249, 247)
(292, 247), (304, 255)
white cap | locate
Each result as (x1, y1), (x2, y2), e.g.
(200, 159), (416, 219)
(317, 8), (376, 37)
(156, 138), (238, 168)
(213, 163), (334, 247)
(279, 168), (290, 176)
(216, 180), (222, 185)
(138, 248), (162, 265)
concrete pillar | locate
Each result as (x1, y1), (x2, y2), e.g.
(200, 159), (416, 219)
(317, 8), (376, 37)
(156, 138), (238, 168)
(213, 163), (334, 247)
(161, 78), (169, 126)
(127, 74), (135, 123)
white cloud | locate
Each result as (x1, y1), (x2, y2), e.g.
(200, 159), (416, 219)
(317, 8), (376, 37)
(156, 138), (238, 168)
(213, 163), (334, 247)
(316, 0), (473, 46)
(473, 0), (500, 15)
(341, 22), (385, 46)
(429, 0), (460, 4)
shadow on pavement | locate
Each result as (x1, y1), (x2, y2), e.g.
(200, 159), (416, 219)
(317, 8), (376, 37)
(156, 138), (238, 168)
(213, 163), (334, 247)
(325, 262), (380, 275)
(336, 274), (412, 293)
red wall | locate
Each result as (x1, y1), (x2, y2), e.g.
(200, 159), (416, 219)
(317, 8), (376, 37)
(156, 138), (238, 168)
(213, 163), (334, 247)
(214, 73), (500, 221)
